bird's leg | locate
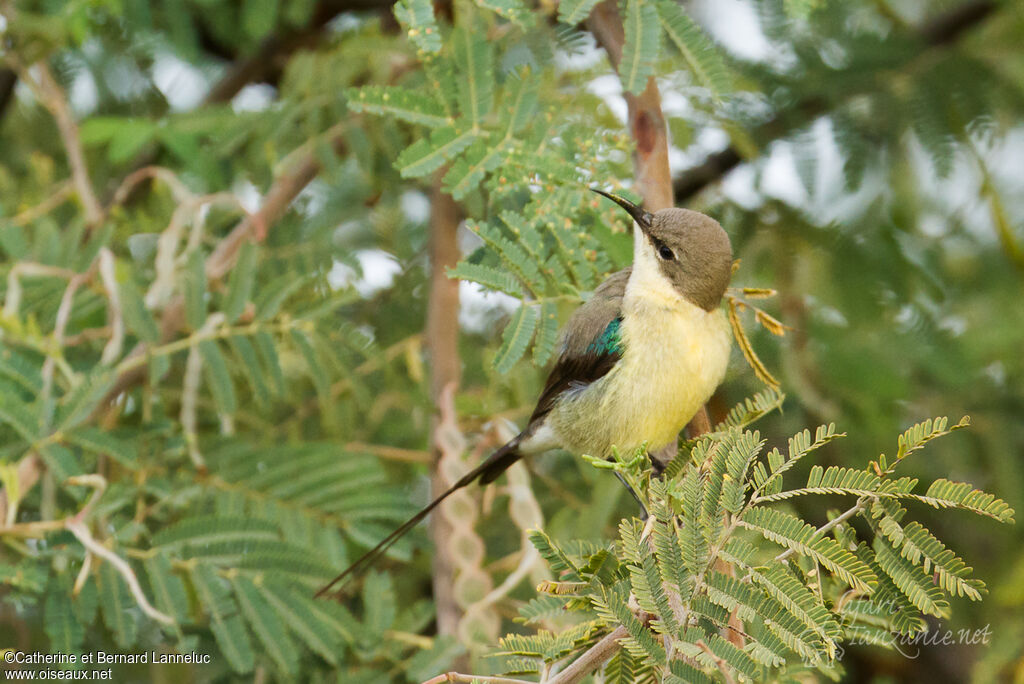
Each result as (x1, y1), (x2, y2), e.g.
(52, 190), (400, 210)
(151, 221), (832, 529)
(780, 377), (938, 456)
(648, 442), (676, 478)
(614, 471), (649, 520)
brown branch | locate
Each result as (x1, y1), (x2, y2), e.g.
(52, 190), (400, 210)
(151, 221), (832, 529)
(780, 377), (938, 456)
(547, 625), (629, 684)
(342, 441), (431, 464)
(696, 639), (738, 684)
(426, 171), (465, 646)
(421, 674), (534, 684)
(587, 1), (672, 211)
(671, 0), (998, 203)
(918, 0), (995, 44)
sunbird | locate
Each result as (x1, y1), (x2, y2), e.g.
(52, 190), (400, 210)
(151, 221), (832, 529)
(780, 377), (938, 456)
(315, 189), (733, 597)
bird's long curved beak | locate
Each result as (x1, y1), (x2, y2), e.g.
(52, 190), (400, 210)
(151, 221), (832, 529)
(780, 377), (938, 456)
(590, 188), (653, 232)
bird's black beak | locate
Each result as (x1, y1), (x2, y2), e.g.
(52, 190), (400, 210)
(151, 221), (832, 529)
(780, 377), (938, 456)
(590, 188), (653, 232)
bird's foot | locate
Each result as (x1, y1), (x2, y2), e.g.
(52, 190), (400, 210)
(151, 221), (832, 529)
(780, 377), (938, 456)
(614, 471), (649, 520)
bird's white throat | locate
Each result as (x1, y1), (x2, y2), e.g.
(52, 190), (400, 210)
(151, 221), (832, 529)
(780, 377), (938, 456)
(626, 223), (685, 308)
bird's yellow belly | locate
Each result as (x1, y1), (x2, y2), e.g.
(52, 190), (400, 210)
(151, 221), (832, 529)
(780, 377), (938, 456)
(550, 303), (731, 458)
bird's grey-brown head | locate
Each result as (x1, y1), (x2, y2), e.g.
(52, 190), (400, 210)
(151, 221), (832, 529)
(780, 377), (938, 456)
(592, 189), (733, 311)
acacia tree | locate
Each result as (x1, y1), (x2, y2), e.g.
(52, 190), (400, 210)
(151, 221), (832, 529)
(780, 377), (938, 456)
(1, 0), (1022, 682)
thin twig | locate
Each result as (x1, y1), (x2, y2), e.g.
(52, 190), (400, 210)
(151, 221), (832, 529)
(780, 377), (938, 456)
(421, 674), (536, 684)
(14, 61), (104, 227)
(546, 626), (629, 684)
(40, 265), (96, 431)
(62, 326), (113, 347)
(342, 441), (431, 464)
(0, 456), (41, 529)
(97, 248), (124, 364)
(112, 319), (306, 378)
(66, 521), (175, 625)
(5, 181), (75, 226)
(109, 166), (194, 208)
(72, 547), (93, 597)
(2, 473), (104, 536)
(696, 640), (738, 684)
(180, 313), (226, 470)
(775, 498), (866, 563)
(3, 263), (77, 317)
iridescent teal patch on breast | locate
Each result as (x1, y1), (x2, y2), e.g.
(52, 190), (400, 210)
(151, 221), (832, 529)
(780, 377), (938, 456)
(587, 318), (623, 356)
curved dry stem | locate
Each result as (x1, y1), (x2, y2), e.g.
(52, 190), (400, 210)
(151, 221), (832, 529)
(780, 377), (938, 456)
(66, 520), (175, 625)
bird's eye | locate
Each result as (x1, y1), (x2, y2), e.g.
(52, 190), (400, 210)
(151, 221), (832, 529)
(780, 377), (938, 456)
(658, 245), (675, 261)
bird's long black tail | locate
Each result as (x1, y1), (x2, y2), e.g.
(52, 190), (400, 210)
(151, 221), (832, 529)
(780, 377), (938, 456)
(314, 438), (522, 598)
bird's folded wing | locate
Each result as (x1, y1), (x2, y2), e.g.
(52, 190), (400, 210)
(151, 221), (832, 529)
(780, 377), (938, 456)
(528, 268), (631, 424)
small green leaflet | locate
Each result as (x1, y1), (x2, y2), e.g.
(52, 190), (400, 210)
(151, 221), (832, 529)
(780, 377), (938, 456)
(289, 329), (337, 431)
(396, 126), (479, 179)
(476, 0), (534, 26)
(253, 331), (285, 395)
(199, 340), (237, 415)
(443, 140), (509, 200)
(184, 249), (207, 330)
(0, 349), (43, 393)
(55, 371), (116, 432)
(557, 0), (603, 25)
(119, 275), (160, 343)
(191, 565), (255, 674)
(620, 0), (660, 95)
(656, 0), (732, 97)
(223, 241), (257, 324)
(494, 304), (540, 373)
(144, 553), (189, 624)
(227, 335), (270, 408)
(452, 26), (494, 127)
(45, 585), (84, 652)
(362, 572), (397, 635)
(152, 516), (280, 549)
(259, 582), (341, 666)
(65, 427), (137, 467)
(39, 445), (84, 481)
(533, 300), (560, 366)
(447, 261), (523, 297)
(0, 392), (38, 442)
(394, 0), (442, 53)
(230, 576), (299, 675)
(504, 70), (541, 137)
(348, 86), (450, 127)
(99, 560), (139, 649)
(80, 116), (156, 164)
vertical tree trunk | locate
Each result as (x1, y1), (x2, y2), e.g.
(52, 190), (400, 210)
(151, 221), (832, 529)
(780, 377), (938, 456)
(425, 174), (464, 640)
